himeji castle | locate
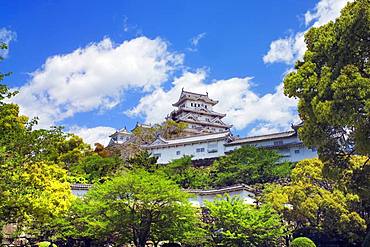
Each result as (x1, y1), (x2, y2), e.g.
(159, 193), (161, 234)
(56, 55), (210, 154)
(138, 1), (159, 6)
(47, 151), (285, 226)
(167, 89), (232, 134)
(108, 90), (318, 164)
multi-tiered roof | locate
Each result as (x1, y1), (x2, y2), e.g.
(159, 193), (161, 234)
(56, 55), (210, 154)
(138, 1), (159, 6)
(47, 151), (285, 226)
(167, 89), (232, 135)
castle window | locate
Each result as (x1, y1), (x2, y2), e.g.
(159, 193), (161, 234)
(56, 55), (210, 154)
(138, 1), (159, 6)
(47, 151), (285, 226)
(205, 105), (207, 108)
(207, 143), (218, 153)
(153, 153), (161, 158)
(196, 148), (205, 153)
(273, 140), (284, 146)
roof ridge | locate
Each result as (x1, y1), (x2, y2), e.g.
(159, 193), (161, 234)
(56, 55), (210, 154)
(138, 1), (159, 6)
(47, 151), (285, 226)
(182, 90), (209, 97)
(161, 130), (230, 141)
(238, 130), (295, 140)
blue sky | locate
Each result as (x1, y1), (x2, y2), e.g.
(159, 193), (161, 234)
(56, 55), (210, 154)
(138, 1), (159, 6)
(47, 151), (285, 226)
(0, 0), (351, 145)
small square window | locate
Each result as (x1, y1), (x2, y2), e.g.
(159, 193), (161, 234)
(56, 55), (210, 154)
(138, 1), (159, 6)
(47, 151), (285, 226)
(176, 151), (181, 155)
(196, 148), (205, 153)
(274, 140), (284, 146)
(153, 153), (161, 158)
(294, 150), (300, 154)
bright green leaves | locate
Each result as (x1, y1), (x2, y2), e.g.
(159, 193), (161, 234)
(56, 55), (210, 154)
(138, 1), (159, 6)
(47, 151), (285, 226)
(72, 170), (201, 247)
(204, 195), (286, 247)
(263, 158), (368, 245)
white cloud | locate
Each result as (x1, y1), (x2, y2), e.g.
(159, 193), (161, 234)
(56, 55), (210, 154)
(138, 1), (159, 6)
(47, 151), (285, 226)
(69, 126), (116, 146)
(305, 0), (354, 27)
(13, 36), (183, 128)
(263, 0), (353, 64)
(188, 32), (206, 52)
(0, 28), (16, 58)
(263, 32), (305, 65)
(127, 70), (298, 132)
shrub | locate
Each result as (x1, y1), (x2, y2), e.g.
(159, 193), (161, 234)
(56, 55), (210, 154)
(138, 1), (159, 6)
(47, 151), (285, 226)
(37, 242), (57, 247)
(291, 237), (316, 247)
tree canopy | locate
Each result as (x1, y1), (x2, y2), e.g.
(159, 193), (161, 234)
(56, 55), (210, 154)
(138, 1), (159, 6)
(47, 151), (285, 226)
(283, 0), (370, 163)
(210, 145), (293, 187)
(69, 170), (201, 247)
(263, 158), (368, 245)
(204, 195), (286, 247)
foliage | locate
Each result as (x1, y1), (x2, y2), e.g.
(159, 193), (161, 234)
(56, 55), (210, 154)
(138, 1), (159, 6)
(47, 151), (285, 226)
(69, 154), (123, 183)
(126, 150), (159, 172)
(160, 156), (211, 189)
(68, 170), (201, 247)
(158, 119), (188, 139)
(204, 195), (286, 247)
(263, 158), (367, 245)
(283, 0), (370, 163)
(291, 237), (316, 247)
(37, 241), (58, 247)
(109, 120), (187, 160)
(0, 48), (75, 242)
(93, 143), (113, 158)
(210, 145), (293, 187)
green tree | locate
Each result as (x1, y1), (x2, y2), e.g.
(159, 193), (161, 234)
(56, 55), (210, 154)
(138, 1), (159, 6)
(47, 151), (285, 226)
(70, 153), (123, 183)
(0, 46), (74, 243)
(72, 170), (201, 247)
(126, 150), (159, 172)
(263, 158), (367, 245)
(204, 195), (286, 247)
(211, 145), (292, 187)
(283, 0), (370, 163)
(158, 119), (188, 139)
(161, 156), (211, 189)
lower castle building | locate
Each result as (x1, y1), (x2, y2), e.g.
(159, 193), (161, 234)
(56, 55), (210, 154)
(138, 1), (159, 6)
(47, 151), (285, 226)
(109, 91), (317, 164)
(144, 127), (317, 164)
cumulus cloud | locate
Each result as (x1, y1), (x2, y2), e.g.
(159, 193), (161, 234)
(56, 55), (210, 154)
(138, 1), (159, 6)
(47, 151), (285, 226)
(13, 36), (183, 128)
(188, 32), (206, 52)
(263, 32), (305, 65)
(127, 70), (298, 132)
(69, 126), (116, 146)
(263, 0), (353, 64)
(0, 28), (17, 58)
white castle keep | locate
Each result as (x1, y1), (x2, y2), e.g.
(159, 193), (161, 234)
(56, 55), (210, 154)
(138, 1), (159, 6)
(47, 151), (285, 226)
(109, 90), (318, 164)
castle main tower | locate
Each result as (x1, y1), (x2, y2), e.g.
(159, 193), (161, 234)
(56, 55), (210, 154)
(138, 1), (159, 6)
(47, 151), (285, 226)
(167, 89), (232, 135)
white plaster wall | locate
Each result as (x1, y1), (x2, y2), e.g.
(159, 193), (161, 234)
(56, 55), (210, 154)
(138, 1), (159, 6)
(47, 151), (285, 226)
(149, 139), (227, 164)
(225, 136), (318, 163)
(184, 99), (213, 111)
(188, 191), (255, 207)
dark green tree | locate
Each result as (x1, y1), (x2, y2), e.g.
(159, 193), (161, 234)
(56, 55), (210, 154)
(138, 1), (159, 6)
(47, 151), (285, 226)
(160, 155), (211, 189)
(211, 145), (292, 187)
(283, 0), (370, 164)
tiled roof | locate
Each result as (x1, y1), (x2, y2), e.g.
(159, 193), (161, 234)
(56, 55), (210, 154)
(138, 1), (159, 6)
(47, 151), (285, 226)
(178, 118), (232, 128)
(71, 183), (92, 190)
(226, 131), (296, 146)
(185, 184), (255, 195)
(170, 107), (226, 117)
(145, 131), (232, 148)
(71, 183), (255, 196)
(173, 90), (218, 106)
